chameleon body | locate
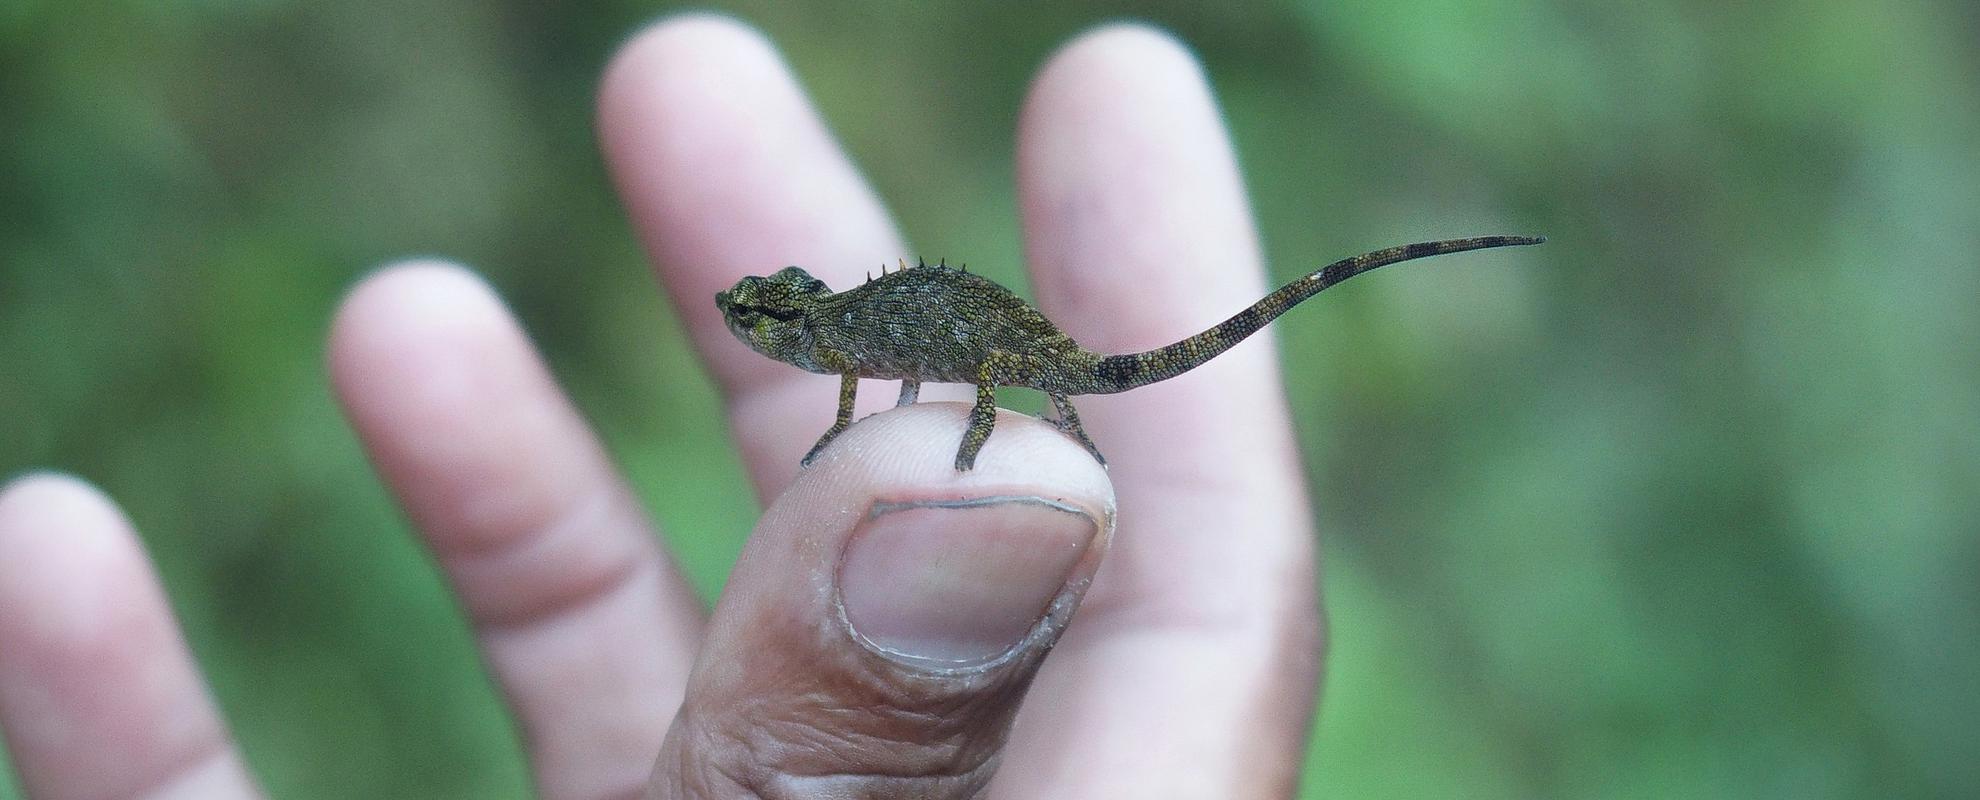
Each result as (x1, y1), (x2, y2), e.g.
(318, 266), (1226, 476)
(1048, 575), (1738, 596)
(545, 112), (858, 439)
(716, 235), (1544, 471)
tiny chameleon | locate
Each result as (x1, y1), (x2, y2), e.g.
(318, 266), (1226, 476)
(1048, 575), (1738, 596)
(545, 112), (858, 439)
(716, 235), (1544, 471)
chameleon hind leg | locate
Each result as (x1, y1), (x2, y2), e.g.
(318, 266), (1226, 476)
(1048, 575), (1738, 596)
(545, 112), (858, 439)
(896, 378), (920, 406)
(1047, 392), (1106, 466)
(956, 354), (1021, 471)
(956, 380), (998, 471)
(802, 373), (860, 466)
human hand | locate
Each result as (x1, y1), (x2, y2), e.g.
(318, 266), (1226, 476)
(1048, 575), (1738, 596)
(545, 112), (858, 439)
(0, 16), (1321, 799)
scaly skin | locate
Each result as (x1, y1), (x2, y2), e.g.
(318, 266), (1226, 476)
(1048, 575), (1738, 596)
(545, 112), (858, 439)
(716, 235), (1545, 470)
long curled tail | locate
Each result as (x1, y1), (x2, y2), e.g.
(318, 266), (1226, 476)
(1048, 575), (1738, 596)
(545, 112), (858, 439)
(1081, 235), (1545, 394)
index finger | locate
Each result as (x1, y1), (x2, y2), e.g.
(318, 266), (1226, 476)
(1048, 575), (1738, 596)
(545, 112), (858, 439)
(598, 14), (908, 496)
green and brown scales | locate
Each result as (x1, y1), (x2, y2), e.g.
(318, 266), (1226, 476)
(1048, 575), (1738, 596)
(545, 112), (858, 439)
(716, 235), (1544, 470)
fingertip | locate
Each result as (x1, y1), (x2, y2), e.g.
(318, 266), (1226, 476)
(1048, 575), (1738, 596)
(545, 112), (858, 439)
(0, 471), (154, 665)
(325, 256), (613, 544)
(595, 6), (900, 278)
(0, 470), (133, 574)
(600, 12), (780, 110)
(1028, 21), (1210, 125)
(604, 12), (778, 81)
(1052, 21), (1202, 73)
(0, 470), (111, 522)
(0, 478), (259, 799)
(328, 259), (518, 410)
(597, 12), (796, 186)
(342, 257), (499, 312)
(330, 259), (503, 355)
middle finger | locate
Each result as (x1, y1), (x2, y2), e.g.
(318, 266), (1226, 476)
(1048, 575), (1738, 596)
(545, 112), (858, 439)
(598, 15), (912, 496)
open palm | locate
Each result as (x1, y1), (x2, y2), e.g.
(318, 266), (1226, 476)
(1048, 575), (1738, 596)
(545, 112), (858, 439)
(0, 17), (1319, 799)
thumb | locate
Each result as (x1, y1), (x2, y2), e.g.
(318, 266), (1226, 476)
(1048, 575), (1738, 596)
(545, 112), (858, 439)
(651, 403), (1115, 799)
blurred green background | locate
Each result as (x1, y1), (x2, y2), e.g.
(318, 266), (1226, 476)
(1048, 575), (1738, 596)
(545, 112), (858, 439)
(4, 0), (1976, 797)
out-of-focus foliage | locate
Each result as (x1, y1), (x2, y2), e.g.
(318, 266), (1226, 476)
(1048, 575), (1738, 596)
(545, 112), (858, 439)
(2, 1), (1975, 797)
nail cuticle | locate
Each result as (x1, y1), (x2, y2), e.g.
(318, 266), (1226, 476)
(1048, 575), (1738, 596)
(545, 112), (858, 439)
(867, 493), (1092, 519)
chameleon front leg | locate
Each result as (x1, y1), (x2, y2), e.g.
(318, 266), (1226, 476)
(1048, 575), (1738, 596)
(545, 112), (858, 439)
(802, 372), (860, 466)
(1047, 392), (1106, 466)
(896, 378), (921, 407)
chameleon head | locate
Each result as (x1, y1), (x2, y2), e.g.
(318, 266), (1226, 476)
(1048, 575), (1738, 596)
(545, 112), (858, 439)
(714, 266), (831, 368)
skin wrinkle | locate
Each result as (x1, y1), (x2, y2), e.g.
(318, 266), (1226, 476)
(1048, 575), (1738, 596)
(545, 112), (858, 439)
(722, 711), (1002, 799)
(758, 715), (968, 777)
(672, 622), (1038, 793)
(768, 767), (992, 800)
(446, 484), (651, 629)
(420, 469), (618, 559)
(474, 550), (653, 641)
(657, 717), (758, 800)
(663, 694), (1000, 799)
(727, 640), (1031, 747)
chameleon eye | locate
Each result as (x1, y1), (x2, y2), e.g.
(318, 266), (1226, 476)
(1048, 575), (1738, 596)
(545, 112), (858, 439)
(732, 304), (802, 323)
